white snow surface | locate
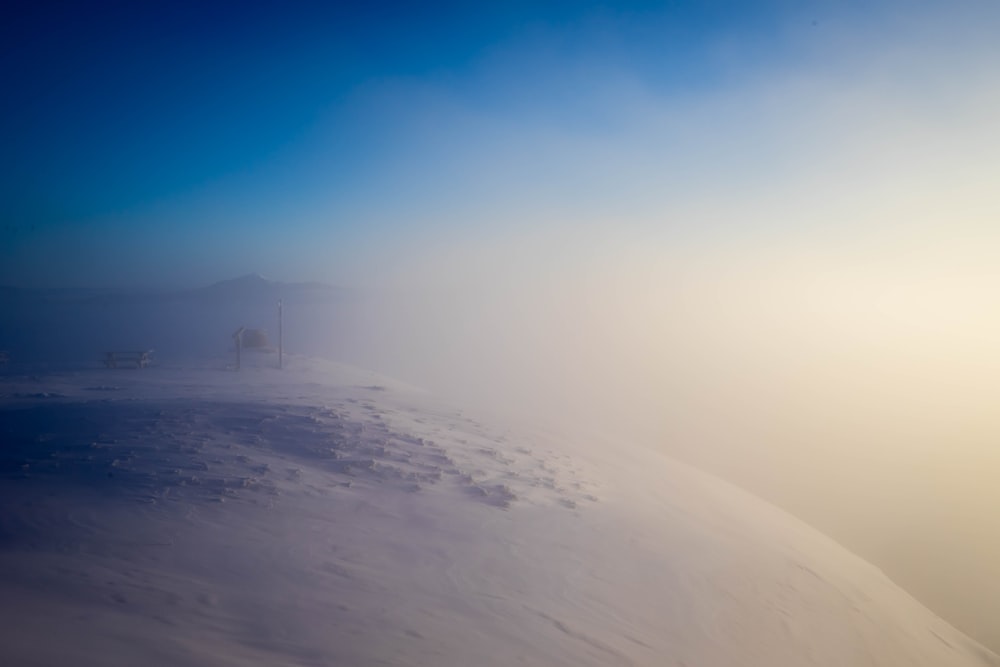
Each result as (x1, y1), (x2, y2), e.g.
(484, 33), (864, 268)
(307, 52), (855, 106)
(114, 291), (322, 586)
(0, 356), (996, 667)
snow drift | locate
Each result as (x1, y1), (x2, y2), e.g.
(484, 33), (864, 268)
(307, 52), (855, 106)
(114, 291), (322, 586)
(0, 358), (996, 666)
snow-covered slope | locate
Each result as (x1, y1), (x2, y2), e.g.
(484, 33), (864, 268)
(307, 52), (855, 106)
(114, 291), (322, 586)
(0, 358), (996, 666)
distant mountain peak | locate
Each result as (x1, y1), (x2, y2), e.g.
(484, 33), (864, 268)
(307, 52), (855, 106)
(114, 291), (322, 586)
(207, 273), (279, 289)
(191, 274), (338, 302)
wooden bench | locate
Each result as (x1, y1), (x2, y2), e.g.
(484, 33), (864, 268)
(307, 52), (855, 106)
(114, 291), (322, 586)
(104, 350), (153, 369)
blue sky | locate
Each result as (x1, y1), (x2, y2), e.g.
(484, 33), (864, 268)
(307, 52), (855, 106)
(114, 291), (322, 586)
(2, 1), (998, 288)
(0, 1), (845, 286)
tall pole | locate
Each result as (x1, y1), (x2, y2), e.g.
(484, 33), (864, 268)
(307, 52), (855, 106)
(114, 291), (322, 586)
(278, 299), (283, 369)
(233, 327), (245, 371)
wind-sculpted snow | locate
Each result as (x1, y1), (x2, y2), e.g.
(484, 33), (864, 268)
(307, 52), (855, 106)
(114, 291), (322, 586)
(0, 359), (997, 667)
(0, 398), (594, 514)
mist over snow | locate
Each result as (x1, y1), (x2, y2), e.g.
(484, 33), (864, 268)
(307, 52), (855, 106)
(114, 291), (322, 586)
(1, 355), (998, 666)
(4, 1), (1000, 663)
(1, 274), (1000, 665)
